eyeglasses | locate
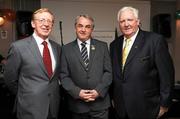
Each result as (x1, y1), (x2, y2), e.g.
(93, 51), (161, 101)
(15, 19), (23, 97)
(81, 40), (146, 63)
(34, 18), (53, 25)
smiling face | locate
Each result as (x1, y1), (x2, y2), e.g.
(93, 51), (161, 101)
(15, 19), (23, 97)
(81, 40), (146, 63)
(118, 9), (140, 38)
(31, 11), (54, 40)
(75, 16), (94, 42)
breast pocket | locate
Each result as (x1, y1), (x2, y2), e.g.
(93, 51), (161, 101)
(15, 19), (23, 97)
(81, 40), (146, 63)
(140, 56), (151, 62)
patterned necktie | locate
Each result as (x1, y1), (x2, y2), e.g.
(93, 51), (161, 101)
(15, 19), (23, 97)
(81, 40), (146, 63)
(122, 38), (131, 68)
(42, 41), (53, 78)
(81, 42), (89, 68)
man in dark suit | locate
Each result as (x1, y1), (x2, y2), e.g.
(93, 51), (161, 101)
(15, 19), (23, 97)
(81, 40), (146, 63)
(4, 8), (61, 119)
(110, 6), (174, 119)
(60, 15), (112, 119)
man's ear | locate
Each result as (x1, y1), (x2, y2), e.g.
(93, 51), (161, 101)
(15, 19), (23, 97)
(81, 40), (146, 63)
(137, 19), (140, 26)
(31, 21), (35, 28)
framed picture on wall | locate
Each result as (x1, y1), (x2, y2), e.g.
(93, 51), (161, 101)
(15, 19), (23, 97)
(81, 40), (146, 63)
(0, 30), (7, 40)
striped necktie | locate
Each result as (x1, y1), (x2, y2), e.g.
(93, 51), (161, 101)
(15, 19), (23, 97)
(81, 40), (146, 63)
(81, 42), (89, 68)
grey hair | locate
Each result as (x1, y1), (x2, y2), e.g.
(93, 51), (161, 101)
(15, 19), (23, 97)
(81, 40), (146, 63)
(74, 14), (95, 29)
(117, 6), (139, 21)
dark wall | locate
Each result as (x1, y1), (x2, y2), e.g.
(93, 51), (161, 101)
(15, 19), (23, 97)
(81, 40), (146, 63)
(152, 14), (171, 38)
(16, 11), (33, 39)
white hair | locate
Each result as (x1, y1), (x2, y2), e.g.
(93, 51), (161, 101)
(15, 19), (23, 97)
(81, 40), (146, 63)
(117, 6), (139, 21)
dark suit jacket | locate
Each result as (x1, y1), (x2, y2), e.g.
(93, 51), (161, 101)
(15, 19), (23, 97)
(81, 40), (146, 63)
(60, 39), (112, 113)
(4, 36), (61, 119)
(110, 29), (174, 119)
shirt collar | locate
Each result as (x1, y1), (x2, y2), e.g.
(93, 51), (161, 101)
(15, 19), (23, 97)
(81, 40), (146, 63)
(123, 28), (139, 42)
(77, 38), (91, 46)
(33, 32), (50, 45)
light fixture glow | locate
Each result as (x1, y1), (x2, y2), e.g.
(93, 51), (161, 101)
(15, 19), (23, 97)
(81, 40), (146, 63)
(0, 16), (5, 26)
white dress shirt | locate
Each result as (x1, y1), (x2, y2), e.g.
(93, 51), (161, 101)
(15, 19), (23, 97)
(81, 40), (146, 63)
(33, 33), (56, 72)
(123, 28), (139, 51)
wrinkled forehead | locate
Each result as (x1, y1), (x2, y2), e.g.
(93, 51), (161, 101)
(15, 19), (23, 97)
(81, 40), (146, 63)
(34, 12), (53, 19)
(119, 10), (137, 20)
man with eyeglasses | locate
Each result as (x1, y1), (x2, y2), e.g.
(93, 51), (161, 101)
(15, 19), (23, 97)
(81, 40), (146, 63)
(4, 8), (61, 119)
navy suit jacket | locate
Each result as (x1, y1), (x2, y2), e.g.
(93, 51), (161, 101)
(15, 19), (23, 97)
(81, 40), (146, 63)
(110, 29), (174, 119)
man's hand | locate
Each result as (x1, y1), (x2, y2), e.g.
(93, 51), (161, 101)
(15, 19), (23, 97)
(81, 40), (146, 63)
(79, 89), (99, 102)
(79, 89), (92, 101)
(88, 89), (99, 99)
(157, 106), (168, 119)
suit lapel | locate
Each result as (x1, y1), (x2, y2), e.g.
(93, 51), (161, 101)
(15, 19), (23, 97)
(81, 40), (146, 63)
(72, 40), (88, 71)
(125, 30), (145, 66)
(49, 40), (59, 78)
(88, 39), (96, 71)
(115, 36), (124, 71)
(28, 36), (48, 77)
(28, 36), (43, 66)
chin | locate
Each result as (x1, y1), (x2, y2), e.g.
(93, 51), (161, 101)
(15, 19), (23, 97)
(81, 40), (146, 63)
(124, 31), (133, 35)
(80, 37), (88, 40)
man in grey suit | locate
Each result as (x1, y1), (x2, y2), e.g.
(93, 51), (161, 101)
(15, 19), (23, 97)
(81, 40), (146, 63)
(60, 15), (112, 119)
(110, 6), (174, 119)
(4, 8), (61, 119)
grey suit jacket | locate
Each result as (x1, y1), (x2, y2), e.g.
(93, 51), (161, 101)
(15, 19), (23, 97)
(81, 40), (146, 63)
(4, 36), (61, 119)
(60, 39), (112, 113)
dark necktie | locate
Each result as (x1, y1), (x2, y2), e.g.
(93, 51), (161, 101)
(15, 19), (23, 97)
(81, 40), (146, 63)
(42, 41), (53, 78)
(81, 42), (89, 68)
